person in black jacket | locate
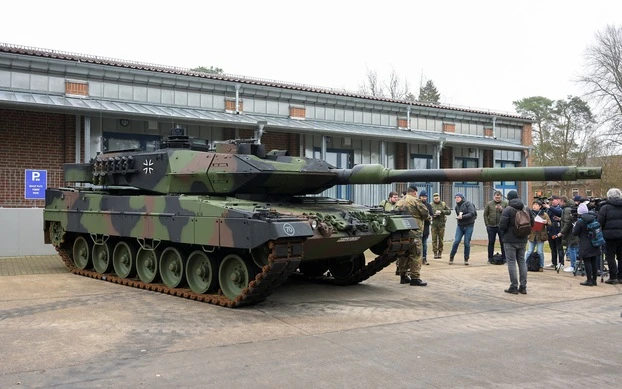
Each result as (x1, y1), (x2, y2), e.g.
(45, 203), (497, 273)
(542, 195), (564, 270)
(572, 203), (601, 286)
(448, 193), (477, 266)
(597, 187), (622, 284)
(499, 190), (534, 294)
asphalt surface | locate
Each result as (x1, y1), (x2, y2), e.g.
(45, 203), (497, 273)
(1, 244), (621, 388)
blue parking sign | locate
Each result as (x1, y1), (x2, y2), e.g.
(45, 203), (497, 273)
(25, 169), (47, 200)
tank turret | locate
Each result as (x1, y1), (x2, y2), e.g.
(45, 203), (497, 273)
(63, 134), (601, 196)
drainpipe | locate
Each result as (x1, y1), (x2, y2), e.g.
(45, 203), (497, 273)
(407, 105), (411, 129)
(84, 116), (91, 163)
(75, 116), (81, 163)
(437, 137), (445, 195)
(235, 84), (241, 114)
(321, 135), (327, 161)
(492, 115), (497, 139)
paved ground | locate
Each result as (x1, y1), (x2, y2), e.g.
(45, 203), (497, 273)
(1, 242), (621, 388)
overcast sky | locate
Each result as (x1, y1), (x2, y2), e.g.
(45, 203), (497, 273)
(1, 0), (620, 113)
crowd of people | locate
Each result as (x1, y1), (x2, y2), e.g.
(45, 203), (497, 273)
(380, 187), (622, 292)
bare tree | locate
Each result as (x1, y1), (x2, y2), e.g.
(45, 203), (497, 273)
(358, 69), (384, 97)
(384, 68), (411, 99)
(359, 68), (413, 99)
(579, 25), (622, 147)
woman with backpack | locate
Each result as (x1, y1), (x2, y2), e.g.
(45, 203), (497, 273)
(524, 200), (551, 272)
(572, 203), (601, 286)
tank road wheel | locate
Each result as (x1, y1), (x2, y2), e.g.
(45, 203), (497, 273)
(186, 250), (218, 294)
(159, 247), (186, 288)
(113, 241), (137, 279)
(136, 248), (160, 283)
(72, 236), (92, 270)
(92, 241), (113, 274)
(328, 253), (365, 281)
(49, 222), (65, 247)
(218, 254), (256, 300)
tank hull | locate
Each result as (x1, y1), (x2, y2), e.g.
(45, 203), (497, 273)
(44, 189), (414, 307)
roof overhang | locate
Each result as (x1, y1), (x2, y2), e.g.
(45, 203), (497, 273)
(0, 90), (528, 151)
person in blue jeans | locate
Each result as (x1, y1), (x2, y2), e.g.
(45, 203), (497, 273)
(524, 200), (551, 271)
(449, 193), (477, 265)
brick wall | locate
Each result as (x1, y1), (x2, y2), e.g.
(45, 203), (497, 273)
(395, 143), (407, 169)
(0, 108), (76, 207)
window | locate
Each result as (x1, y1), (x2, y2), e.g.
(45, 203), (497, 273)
(455, 157), (479, 185)
(494, 160), (518, 190)
(103, 132), (161, 152)
(410, 155), (433, 195)
(586, 189), (593, 197)
(313, 147), (352, 199)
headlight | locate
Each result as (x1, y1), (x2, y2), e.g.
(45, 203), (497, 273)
(380, 217), (387, 226)
(310, 219), (318, 229)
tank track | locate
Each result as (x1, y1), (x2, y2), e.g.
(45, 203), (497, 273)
(302, 230), (412, 285)
(56, 239), (303, 308)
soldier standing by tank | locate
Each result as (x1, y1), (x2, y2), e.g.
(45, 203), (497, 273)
(419, 190), (434, 265)
(380, 191), (399, 211)
(484, 191), (508, 263)
(430, 192), (451, 259)
(396, 185), (430, 286)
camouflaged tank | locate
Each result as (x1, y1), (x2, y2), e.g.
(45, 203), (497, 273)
(44, 131), (602, 307)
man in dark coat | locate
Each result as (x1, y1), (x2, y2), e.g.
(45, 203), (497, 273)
(499, 190), (534, 294)
(597, 187), (622, 284)
(448, 193), (477, 266)
(543, 195), (564, 270)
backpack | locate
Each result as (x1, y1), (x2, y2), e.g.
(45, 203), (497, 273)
(491, 252), (505, 265)
(527, 252), (540, 272)
(513, 207), (532, 237)
(585, 219), (605, 247)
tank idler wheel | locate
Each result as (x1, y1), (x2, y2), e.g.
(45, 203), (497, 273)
(218, 254), (256, 300)
(328, 253), (365, 280)
(186, 250), (218, 294)
(72, 236), (92, 270)
(159, 247), (186, 288)
(113, 241), (137, 279)
(93, 241), (113, 274)
(136, 248), (160, 283)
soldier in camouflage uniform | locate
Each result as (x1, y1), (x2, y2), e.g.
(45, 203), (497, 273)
(430, 192), (452, 259)
(396, 185), (430, 286)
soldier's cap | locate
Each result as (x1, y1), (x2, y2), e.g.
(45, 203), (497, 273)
(433, 193), (440, 197)
(419, 190), (428, 197)
(407, 184), (418, 192)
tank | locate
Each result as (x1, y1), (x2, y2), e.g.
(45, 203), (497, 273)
(44, 130), (602, 307)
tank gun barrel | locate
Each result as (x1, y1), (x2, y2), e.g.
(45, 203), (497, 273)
(335, 165), (602, 185)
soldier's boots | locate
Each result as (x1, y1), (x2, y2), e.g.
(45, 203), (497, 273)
(400, 275), (411, 284)
(410, 278), (427, 286)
